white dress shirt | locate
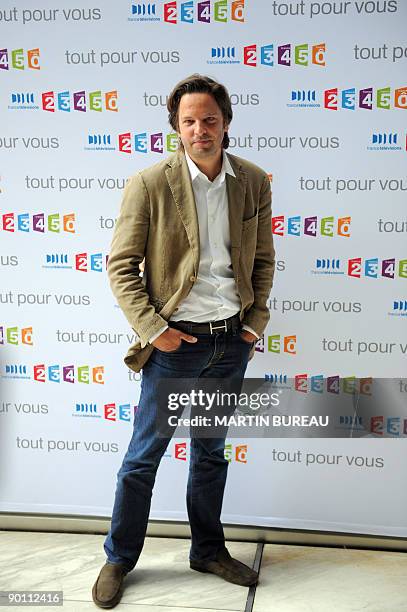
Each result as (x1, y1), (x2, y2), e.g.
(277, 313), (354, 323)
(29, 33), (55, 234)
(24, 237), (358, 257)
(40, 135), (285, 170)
(149, 150), (257, 342)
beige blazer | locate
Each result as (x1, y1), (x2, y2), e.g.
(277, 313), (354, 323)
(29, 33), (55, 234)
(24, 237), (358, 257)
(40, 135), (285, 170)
(108, 150), (275, 372)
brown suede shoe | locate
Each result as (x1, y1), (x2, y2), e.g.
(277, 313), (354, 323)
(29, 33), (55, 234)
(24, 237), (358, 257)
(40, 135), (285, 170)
(92, 563), (127, 609)
(190, 548), (258, 587)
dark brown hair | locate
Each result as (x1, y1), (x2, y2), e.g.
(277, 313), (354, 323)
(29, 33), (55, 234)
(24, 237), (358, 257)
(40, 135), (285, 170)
(167, 74), (233, 149)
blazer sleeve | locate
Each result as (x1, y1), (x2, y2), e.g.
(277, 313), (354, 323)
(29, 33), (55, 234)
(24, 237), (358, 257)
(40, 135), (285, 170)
(241, 174), (275, 336)
(107, 173), (168, 347)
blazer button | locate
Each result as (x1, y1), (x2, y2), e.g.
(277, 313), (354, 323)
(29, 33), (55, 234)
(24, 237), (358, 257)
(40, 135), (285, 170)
(189, 275), (196, 283)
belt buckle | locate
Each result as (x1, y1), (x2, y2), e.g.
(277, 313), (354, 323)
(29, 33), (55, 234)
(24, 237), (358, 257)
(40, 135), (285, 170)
(209, 320), (228, 334)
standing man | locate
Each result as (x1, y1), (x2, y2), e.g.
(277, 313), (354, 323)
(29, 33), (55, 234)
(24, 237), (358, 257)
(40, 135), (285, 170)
(92, 74), (275, 609)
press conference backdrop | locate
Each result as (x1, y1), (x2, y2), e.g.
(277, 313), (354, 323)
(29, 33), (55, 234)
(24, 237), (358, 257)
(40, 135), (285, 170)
(1, 0), (406, 537)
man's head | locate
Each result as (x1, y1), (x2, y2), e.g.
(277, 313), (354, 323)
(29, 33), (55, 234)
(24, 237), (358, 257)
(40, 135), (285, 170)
(167, 74), (233, 164)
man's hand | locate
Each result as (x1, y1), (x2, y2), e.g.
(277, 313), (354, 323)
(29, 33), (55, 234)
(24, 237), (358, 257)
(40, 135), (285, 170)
(240, 330), (257, 344)
(152, 328), (197, 352)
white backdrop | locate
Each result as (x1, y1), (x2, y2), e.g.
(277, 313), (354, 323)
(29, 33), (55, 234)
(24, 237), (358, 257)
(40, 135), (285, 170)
(1, 0), (406, 537)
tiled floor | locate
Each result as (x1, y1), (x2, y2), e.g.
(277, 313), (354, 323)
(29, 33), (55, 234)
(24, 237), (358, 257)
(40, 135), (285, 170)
(0, 531), (405, 611)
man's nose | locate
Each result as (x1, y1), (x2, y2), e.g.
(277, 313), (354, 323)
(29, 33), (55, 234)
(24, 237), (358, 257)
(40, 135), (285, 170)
(194, 121), (206, 135)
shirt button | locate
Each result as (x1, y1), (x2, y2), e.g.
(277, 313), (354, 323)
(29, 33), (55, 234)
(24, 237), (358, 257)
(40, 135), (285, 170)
(189, 275), (196, 282)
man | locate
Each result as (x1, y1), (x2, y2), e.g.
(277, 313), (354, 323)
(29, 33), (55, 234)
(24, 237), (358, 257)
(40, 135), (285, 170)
(92, 74), (275, 609)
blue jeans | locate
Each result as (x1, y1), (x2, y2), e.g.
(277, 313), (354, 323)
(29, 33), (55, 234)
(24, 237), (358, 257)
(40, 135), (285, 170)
(104, 326), (253, 571)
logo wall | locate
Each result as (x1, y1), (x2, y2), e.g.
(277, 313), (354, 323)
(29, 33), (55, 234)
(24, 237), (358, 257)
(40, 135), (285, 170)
(1, 0), (406, 537)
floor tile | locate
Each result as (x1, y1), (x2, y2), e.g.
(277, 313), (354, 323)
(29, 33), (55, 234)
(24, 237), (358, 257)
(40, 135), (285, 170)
(253, 544), (407, 612)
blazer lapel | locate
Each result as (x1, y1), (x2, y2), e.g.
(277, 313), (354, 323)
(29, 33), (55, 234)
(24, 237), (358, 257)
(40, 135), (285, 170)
(226, 154), (246, 249)
(165, 152), (200, 275)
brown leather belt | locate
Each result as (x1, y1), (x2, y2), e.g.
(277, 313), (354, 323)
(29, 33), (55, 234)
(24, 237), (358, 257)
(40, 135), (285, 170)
(169, 313), (241, 335)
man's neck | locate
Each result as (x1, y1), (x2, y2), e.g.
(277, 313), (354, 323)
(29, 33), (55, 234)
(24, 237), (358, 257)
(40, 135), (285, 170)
(189, 153), (223, 182)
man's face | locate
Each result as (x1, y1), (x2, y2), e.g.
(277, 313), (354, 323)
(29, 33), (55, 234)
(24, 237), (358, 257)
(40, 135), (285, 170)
(177, 92), (228, 163)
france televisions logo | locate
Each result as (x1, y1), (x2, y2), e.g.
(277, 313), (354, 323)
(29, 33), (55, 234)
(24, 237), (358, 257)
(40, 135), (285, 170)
(0, 326), (33, 346)
(130, 3), (159, 20)
(129, 0), (245, 23)
(34, 364), (104, 384)
(288, 86), (407, 110)
(262, 375), (373, 396)
(8, 92), (38, 110)
(208, 42), (326, 67)
(73, 402), (136, 421)
(288, 90), (319, 108)
(0, 48), (40, 70)
(264, 373), (290, 390)
(264, 373), (288, 384)
(85, 131), (179, 154)
(1, 364), (30, 380)
(8, 90), (118, 112)
(312, 258), (407, 279)
(42, 253), (108, 272)
(208, 47), (238, 64)
(368, 133), (406, 152)
(335, 415), (364, 431)
(73, 403), (99, 418)
(311, 258), (343, 275)
(389, 300), (407, 317)
(1, 212), (76, 234)
(85, 134), (115, 151)
(43, 254), (71, 269)
(272, 215), (350, 238)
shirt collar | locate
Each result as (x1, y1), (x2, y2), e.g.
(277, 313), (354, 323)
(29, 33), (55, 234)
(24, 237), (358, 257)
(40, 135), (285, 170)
(184, 149), (235, 185)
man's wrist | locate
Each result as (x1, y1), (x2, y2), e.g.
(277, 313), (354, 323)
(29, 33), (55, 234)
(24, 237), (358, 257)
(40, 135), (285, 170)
(148, 325), (168, 344)
(241, 324), (259, 339)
